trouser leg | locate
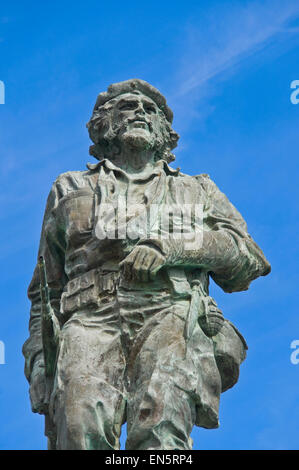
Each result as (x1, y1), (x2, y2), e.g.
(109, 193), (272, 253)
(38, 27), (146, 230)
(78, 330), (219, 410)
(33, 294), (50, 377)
(125, 302), (197, 450)
(50, 312), (126, 450)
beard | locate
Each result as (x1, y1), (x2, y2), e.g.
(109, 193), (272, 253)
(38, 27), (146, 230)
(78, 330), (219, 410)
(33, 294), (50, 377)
(90, 115), (169, 163)
(120, 128), (153, 151)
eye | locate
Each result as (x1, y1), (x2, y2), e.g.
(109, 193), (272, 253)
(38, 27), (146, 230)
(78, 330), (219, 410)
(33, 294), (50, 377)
(119, 102), (137, 111)
(144, 105), (156, 114)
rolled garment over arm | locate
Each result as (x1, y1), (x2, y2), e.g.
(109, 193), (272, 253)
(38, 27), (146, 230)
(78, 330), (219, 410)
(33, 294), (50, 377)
(138, 174), (271, 293)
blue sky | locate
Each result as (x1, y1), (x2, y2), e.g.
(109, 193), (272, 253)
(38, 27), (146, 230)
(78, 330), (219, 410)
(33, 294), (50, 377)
(0, 0), (298, 450)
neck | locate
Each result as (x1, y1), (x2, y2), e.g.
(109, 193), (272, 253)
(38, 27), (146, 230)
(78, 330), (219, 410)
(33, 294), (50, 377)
(110, 146), (156, 174)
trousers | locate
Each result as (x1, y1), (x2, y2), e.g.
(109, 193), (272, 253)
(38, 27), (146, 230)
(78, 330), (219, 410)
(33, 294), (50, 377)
(49, 284), (219, 450)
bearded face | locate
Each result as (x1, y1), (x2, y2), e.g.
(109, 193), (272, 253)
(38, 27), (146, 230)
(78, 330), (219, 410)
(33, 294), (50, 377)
(112, 93), (162, 151)
(87, 91), (179, 162)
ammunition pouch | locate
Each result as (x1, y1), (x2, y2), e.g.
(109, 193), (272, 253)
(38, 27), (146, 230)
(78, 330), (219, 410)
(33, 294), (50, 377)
(60, 269), (119, 317)
(212, 319), (248, 392)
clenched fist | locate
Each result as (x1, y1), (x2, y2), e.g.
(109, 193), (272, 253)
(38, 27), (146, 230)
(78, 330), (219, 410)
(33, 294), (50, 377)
(120, 245), (166, 282)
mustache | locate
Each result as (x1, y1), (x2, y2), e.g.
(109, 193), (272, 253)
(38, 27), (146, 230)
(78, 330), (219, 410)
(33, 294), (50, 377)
(127, 116), (149, 124)
(90, 115), (156, 135)
(126, 117), (153, 131)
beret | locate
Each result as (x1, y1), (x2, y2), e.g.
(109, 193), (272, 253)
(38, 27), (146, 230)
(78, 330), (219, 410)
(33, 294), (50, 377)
(92, 78), (173, 123)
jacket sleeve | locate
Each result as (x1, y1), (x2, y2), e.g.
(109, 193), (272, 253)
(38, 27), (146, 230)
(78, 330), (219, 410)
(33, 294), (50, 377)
(197, 175), (271, 292)
(139, 174), (270, 293)
(22, 182), (67, 382)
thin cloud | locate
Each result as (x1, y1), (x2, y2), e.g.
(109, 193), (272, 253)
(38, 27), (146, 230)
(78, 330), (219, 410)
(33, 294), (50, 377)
(175, 1), (299, 97)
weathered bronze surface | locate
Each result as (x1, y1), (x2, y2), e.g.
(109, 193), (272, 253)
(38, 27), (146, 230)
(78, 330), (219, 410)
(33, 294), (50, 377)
(23, 79), (271, 450)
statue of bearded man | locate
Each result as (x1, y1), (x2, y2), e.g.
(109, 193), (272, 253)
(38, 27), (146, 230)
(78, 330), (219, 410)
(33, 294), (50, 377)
(23, 79), (271, 450)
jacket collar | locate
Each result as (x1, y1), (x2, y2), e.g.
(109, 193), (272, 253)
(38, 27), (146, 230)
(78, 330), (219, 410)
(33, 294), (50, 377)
(86, 158), (180, 177)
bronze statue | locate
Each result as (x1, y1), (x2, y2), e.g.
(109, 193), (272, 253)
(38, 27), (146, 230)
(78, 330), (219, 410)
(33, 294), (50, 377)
(23, 79), (271, 450)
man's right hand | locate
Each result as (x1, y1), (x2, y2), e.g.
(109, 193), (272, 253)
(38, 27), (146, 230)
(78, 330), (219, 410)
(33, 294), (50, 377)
(29, 359), (48, 414)
(120, 244), (166, 282)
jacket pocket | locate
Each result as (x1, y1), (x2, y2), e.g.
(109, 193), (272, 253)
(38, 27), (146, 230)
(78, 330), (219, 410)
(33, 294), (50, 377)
(57, 190), (95, 241)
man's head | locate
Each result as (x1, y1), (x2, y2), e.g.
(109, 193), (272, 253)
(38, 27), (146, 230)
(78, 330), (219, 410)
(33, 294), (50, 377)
(87, 79), (179, 163)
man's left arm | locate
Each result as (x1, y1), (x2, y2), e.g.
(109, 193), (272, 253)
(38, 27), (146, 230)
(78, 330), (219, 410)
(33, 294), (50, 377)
(193, 175), (271, 292)
(136, 175), (271, 292)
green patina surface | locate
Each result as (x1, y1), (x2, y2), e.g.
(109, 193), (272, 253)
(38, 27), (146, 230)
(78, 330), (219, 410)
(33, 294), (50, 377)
(23, 79), (270, 450)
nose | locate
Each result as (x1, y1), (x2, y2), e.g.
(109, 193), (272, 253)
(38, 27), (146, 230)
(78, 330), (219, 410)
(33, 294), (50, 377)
(134, 101), (145, 116)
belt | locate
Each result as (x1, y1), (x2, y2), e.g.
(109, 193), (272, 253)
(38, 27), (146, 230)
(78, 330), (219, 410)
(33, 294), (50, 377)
(60, 269), (120, 317)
